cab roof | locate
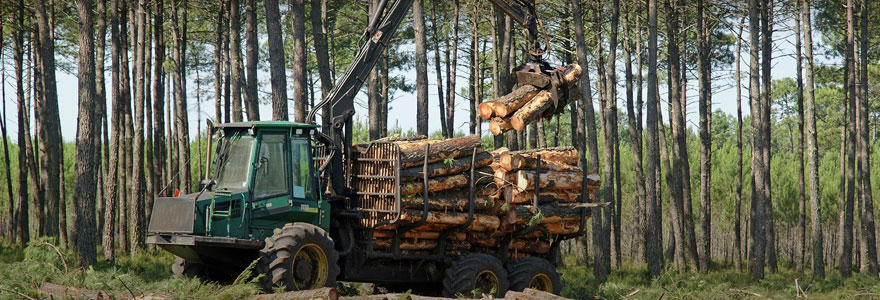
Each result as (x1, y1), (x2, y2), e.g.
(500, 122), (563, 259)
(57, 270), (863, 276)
(215, 121), (320, 129)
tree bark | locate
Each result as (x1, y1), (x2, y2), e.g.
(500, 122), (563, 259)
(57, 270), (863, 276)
(696, 0), (712, 273)
(748, 0), (766, 280)
(245, 0), (259, 121)
(73, 0), (100, 265)
(311, 0), (331, 128)
(153, 0), (166, 198)
(171, 0), (191, 193)
(794, 4), (806, 274)
(229, 0), (243, 122)
(857, 0), (878, 275)
(806, 54), (829, 264)
(290, 0), (307, 122)
(761, 0), (777, 274)
(572, 0), (606, 281)
(622, 0), (645, 265)
(444, 0), (460, 138)
(13, 0), (30, 245)
(734, 14), (745, 273)
(642, 0), (663, 277)
(34, 0), (63, 239)
(839, 0), (856, 278)
(103, 0), (123, 261)
(264, 0), (288, 120)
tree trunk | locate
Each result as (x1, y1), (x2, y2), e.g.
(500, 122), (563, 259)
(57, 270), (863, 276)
(857, 0), (878, 275)
(244, 0), (259, 121)
(622, 0), (645, 265)
(761, 0), (777, 274)
(264, 0), (288, 120)
(734, 15), (745, 273)
(793, 4), (806, 274)
(13, 0), (30, 245)
(152, 0), (166, 198)
(801, 0), (823, 277)
(72, 0), (100, 265)
(0, 23), (14, 240)
(103, 0), (123, 261)
(34, 0), (63, 239)
(311, 0), (331, 128)
(696, 0), (712, 273)
(128, 0), (148, 253)
(468, 2), (479, 135)
(290, 0), (307, 122)
(838, 0), (856, 278)
(229, 0), (243, 122)
(171, 0), (191, 193)
(748, 0), (766, 280)
(572, 0), (606, 281)
(641, 0), (663, 277)
(445, 0), (460, 138)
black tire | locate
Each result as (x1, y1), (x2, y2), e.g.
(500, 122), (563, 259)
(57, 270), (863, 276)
(172, 256), (204, 278)
(257, 223), (340, 292)
(507, 257), (562, 295)
(442, 254), (509, 298)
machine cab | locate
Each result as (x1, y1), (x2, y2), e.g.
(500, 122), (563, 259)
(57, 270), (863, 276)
(196, 121), (328, 240)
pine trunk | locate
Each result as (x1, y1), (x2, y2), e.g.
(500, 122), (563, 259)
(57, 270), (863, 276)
(264, 0), (288, 120)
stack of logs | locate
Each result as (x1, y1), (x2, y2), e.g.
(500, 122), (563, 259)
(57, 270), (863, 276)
(479, 64), (583, 136)
(355, 135), (600, 258)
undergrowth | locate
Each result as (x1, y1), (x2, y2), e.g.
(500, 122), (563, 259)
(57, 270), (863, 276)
(2, 241), (880, 299)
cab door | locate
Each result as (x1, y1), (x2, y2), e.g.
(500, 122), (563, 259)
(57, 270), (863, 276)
(249, 132), (293, 224)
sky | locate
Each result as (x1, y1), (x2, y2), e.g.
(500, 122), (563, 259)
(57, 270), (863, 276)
(0, 13), (839, 145)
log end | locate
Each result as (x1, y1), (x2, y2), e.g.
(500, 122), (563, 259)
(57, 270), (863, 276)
(478, 101), (496, 120)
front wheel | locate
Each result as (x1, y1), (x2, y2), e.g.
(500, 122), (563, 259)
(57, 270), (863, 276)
(257, 223), (340, 292)
(507, 257), (562, 295)
(442, 254), (508, 298)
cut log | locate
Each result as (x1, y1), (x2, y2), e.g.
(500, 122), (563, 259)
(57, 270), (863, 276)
(503, 288), (570, 300)
(492, 85), (541, 118)
(489, 117), (514, 136)
(399, 167), (493, 196)
(509, 91), (553, 131)
(251, 288), (339, 300)
(561, 63), (583, 84)
(499, 152), (580, 172)
(507, 204), (584, 225)
(506, 188), (583, 204)
(397, 135), (482, 168)
(541, 219), (584, 234)
(515, 170), (601, 191)
(401, 194), (496, 212)
(400, 151), (493, 180)
(509, 239), (551, 253)
(478, 101), (498, 120)
(373, 238), (471, 251)
(393, 209), (501, 231)
(517, 147), (579, 166)
(373, 231), (467, 240)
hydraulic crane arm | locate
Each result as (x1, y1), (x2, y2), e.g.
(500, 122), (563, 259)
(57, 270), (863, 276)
(307, 0), (549, 198)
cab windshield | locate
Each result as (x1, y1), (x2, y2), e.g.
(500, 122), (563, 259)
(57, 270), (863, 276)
(214, 134), (256, 190)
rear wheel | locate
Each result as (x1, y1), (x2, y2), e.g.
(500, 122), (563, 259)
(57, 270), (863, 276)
(257, 223), (340, 292)
(507, 257), (562, 294)
(442, 254), (508, 298)
(172, 256), (204, 278)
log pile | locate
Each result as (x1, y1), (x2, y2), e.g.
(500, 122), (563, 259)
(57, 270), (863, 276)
(480, 64), (583, 135)
(352, 137), (601, 259)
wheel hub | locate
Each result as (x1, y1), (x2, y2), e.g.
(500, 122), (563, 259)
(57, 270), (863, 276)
(529, 274), (553, 292)
(473, 270), (500, 296)
(291, 243), (329, 290)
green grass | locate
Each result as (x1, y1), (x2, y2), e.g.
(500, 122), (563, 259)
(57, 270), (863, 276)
(558, 256), (880, 299)
(2, 242), (880, 300)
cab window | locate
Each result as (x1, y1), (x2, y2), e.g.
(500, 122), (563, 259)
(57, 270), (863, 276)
(253, 133), (289, 199)
(290, 137), (313, 199)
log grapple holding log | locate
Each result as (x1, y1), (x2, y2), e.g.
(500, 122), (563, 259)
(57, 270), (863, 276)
(481, 64), (584, 135)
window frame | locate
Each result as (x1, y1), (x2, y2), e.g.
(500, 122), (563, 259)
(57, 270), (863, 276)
(250, 131), (291, 201)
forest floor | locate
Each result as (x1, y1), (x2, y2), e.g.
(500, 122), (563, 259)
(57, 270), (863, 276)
(1, 239), (879, 300)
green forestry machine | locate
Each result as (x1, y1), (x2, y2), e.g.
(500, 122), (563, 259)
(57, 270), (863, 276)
(147, 0), (594, 297)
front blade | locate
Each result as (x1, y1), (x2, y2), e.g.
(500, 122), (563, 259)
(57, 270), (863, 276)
(147, 197), (195, 234)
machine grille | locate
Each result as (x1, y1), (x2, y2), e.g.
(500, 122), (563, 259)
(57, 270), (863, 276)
(351, 142), (401, 228)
